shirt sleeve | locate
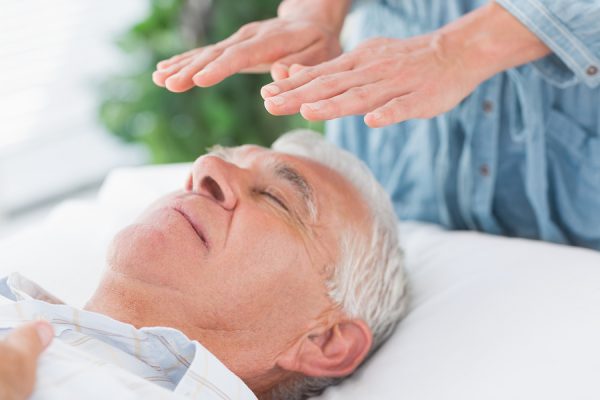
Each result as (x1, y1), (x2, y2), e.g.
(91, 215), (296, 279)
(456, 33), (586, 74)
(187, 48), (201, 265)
(495, 0), (600, 88)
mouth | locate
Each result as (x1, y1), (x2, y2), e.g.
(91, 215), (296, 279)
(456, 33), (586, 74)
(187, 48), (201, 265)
(171, 206), (210, 249)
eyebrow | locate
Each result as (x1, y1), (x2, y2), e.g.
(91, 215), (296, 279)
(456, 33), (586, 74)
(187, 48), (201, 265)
(272, 161), (317, 221)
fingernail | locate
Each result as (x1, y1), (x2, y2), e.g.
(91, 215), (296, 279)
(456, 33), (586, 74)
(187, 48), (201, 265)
(35, 320), (54, 347)
(370, 112), (382, 120)
(304, 102), (322, 111)
(263, 85), (280, 96)
(268, 96), (285, 106)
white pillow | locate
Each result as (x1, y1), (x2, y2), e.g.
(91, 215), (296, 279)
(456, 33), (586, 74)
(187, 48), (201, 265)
(0, 164), (191, 306)
(317, 224), (600, 400)
(1, 165), (599, 400)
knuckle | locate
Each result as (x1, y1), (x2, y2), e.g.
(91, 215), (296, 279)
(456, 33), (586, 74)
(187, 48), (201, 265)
(222, 47), (250, 67)
(357, 38), (375, 49)
(299, 67), (319, 81)
(205, 45), (219, 55)
(359, 36), (384, 50)
(347, 86), (369, 101)
(378, 107), (393, 121)
(323, 99), (340, 115)
(390, 99), (408, 117)
(200, 46), (222, 62)
(377, 58), (397, 72)
(314, 75), (339, 89)
(221, 46), (235, 58)
(336, 54), (354, 69)
(305, 67), (319, 80)
(238, 22), (259, 35)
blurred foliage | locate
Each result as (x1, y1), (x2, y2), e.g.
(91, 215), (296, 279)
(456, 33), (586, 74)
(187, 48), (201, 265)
(99, 0), (322, 163)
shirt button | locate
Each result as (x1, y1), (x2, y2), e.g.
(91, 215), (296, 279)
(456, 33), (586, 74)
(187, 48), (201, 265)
(479, 164), (490, 177)
(482, 100), (494, 113)
(587, 65), (598, 76)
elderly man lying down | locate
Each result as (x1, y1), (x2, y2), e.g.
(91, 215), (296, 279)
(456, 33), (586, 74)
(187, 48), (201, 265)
(0, 131), (406, 400)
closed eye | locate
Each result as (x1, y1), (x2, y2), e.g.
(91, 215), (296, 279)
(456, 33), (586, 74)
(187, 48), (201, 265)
(260, 190), (290, 212)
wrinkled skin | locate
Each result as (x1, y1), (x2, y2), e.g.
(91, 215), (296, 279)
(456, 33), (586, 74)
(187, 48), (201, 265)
(86, 145), (373, 395)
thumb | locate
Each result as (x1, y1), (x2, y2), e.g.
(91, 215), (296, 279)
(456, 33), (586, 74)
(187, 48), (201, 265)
(288, 63), (308, 76)
(6, 321), (54, 360)
(271, 62), (309, 81)
(270, 43), (323, 81)
(270, 63), (290, 81)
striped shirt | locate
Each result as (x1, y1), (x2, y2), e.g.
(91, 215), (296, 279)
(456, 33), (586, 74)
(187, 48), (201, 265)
(0, 273), (257, 400)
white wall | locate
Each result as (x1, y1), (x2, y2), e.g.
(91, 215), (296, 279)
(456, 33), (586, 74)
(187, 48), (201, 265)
(0, 0), (151, 220)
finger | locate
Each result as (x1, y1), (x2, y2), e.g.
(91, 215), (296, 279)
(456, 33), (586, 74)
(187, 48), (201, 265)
(364, 93), (425, 127)
(241, 63), (272, 74)
(2, 321), (53, 399)
(165, 46), (226, 92)
(270, 63), (307, 81)
(263, 69), (380, 115)
(156, 23), (256, 71)
(269, 43), (324, 81)
(270, 63), (290, 81)
(156, 48), (202, 71)
(193, 38), (284, 87)
(6, 321), (54, 359)
(160, 24), (261, 91)
(153, 54), (200, 87)
(298, 82), (400, 121)
(260, 54), (355, 99)
(288, 63), (307, 76)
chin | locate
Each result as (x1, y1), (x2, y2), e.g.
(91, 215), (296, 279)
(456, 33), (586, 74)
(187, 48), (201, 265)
(105, 218), (192, 287)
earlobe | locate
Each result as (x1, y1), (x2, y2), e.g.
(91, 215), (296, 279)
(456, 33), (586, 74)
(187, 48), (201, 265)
(276, 320), (372, 378)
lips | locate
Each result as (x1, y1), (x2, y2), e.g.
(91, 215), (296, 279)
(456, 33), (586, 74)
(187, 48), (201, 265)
(172, 206), (210, 249)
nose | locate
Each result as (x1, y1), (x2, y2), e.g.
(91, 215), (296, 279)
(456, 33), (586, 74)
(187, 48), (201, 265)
(188, 155), (240, 210)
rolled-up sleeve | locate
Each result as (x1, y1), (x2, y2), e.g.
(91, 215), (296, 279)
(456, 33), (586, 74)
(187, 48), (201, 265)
(495, 0), (600, 88)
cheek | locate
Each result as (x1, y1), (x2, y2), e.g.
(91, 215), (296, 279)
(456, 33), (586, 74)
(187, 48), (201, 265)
(211, 219), (327, 329)
(107, 214), (203, 288)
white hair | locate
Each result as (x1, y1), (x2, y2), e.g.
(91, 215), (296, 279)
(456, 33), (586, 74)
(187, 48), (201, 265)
(270, 130), (408, 399)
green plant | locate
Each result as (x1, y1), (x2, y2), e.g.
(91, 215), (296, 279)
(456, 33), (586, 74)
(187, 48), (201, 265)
(99, 0), (321, 163)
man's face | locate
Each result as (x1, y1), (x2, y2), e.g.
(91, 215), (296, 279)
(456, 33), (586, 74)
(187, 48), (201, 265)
(88, 144), (369, 385)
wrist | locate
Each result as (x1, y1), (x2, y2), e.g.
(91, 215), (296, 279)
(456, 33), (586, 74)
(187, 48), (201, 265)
(438, 1), (550, 83)
(278, 0), (351, 35)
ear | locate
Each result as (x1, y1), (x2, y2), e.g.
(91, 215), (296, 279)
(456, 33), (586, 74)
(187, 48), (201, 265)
(276, 320), (373, 378)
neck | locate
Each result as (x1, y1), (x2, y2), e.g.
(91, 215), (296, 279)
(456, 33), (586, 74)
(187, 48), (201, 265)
(85, 269), (292, 395)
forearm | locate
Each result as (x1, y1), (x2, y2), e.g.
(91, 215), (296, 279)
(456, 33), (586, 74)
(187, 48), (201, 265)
(278, 0), (351, 35)
(438, 1), (551, 83)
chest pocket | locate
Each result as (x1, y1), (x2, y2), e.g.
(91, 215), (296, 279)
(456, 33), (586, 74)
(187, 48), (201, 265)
(545, 108), (600, 249)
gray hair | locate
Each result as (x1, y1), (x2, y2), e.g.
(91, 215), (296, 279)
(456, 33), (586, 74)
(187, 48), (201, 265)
(270, 130), (408, 399)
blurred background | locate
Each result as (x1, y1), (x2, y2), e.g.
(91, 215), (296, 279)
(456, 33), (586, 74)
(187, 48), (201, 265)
(0, 0), (320, 236)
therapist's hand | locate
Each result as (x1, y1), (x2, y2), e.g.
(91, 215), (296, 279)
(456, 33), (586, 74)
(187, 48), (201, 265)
(0, 321), (54, 400)
(153, 0), (350, 92)
(262, 35), (478, 128)
(153, 17), (342, 92)
(261, 2), (550, 127)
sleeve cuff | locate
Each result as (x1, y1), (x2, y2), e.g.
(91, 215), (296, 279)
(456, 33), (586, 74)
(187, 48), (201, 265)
(495, 0), (600, 88)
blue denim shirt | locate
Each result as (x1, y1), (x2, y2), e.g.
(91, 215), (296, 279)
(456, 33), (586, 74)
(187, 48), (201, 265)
(327, 0), (600, 250)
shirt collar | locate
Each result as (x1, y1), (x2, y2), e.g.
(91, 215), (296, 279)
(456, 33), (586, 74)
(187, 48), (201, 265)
(0, 273), (258, 400)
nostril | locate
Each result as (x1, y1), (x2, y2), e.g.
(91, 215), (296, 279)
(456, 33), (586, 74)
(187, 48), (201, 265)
(200, 176), (225, 202)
